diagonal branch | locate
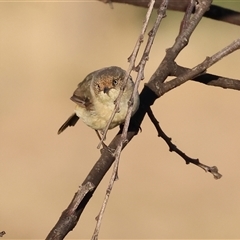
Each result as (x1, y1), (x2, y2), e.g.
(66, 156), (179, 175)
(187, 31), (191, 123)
(147, 107), (222, 179)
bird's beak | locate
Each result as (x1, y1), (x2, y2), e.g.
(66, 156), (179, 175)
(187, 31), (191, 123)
(103, 87), (110, 94)
(71, 94), (83, 104)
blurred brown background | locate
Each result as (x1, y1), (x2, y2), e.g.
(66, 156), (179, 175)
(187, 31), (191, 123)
(1, 1), (240, 239)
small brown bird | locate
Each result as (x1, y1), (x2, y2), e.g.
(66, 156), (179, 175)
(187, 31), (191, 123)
(58, 66), (139, 135)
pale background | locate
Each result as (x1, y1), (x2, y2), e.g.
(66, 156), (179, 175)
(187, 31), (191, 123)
(1, 1), (240, 239)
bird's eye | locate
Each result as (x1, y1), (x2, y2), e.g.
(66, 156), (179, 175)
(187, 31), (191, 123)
(95, 83), (101, 91)
(112, 78), (118, 86)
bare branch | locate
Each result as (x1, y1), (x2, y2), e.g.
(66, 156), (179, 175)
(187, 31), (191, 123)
(47, 1), (167, 239)
(47, 0), (238, 238)
(147, 107), (222, 179)
(193, 74), (240, 90)
(146, 0), (212, 90)
(98, 0), (240, 26)
(97, 0), (156, 148)
(148, 38), (240, 97)
(171, 63), (240, 90)
(92, 1), (168, 239)
(46, 182), (95, 240)
(202, 4), (240, 26)
(179, 0), (196, 34)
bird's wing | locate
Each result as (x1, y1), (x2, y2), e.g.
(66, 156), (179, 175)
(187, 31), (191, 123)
(57, 113), (80, 134)
(71, 74), (94, 110)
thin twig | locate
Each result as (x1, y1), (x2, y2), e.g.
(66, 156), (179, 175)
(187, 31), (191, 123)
(92, 0), (156, 237)
(97, 0), (156, 148)
(179, 0), (195, 33)
(92, 1), (169, 239)
(147, 107), (222, 179)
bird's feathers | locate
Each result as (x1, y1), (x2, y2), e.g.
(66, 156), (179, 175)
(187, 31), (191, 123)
(58, 113), (80, 134)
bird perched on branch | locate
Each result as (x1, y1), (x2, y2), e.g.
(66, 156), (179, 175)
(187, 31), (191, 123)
(58, 66), (139, 136)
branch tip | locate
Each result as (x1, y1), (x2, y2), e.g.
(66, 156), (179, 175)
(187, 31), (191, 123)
(0, 231), (6, 238)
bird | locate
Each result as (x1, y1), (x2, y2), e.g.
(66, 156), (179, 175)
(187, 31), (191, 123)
(58, 66), (140, 137)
